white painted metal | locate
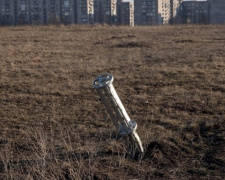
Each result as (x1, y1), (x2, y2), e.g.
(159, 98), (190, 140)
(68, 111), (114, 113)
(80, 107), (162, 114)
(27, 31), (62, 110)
(93, 73), (144, 153)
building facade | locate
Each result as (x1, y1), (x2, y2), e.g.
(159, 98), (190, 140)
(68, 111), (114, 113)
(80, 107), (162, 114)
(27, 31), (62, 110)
(43, 0), (61, 24)
(117, 0), (134, 26)
(170, 0), (182, 24)
(29, 0), (45, 24)
(134, 0), (159, 25)
(94, 0), (103, 23)
(133, 0), (142, 25)
(76, 0), (94, 24)
(159, 0), (171, 24)
(103, 0), (117, 24)
(0, 2), (1, 25)
(182, 0), (208, 24)
(0, 0), (15, 25)
(208, 0), (225, 24)
(94, 0), (117, 25)
(60, 0), (75, 24)
(134, 0), (171, 25)
(14, 0), (30, 25)
(1, 0), (224, 26)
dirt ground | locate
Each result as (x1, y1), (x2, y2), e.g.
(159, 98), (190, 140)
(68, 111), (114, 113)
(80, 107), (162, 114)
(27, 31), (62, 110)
(0, 25), (224, 179)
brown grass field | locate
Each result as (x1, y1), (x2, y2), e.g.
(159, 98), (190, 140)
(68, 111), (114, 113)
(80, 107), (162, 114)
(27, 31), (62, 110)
(0, 24), (224, 179)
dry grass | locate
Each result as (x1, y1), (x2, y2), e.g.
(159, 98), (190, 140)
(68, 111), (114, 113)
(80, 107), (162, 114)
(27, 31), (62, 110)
(0, 24), (224, 179)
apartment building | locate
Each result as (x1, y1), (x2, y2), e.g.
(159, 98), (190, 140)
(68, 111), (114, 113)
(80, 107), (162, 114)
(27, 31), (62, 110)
(117, 0), (134, 26)
(134, 0), (159, 25)
(76, 0), (94, 24)
(43, 0), (61, 24)
(159, 0), (171, 24)
(103, 0), (117, 24)
(133, 0), (142, 25)
(94, 0), (103, 23)
(0, 0), (94, 25)
(134, 0), (171, 25)
(170, 0), (182, 24)
(94, 0), (117, 25)
(208, 0), (225, 24)
(60, 0), (75, 24)
(29, 0), (44, 24)
(14, 0), (30, 25)
(0, 0), (14, 25)
(0, 2), (1, 25)
(182, 0), (208, 24)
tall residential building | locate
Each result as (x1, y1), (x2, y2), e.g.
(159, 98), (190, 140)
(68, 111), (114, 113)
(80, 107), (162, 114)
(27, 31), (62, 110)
(94, 0), (103, 24)
(181, 0), (208, 24)
(60, 0), (75, 24)
(134, 0), (158, 25)
(160, 0), (171, 24)
(43, 0), (61, 24)
(0, 2), (1, 25)
(133, 0), (142, 25)
(0, 1), (3, 25)
(76, 0), (94, 24)
(29, 0), (44, 24)
(134, 0), (171, 25)
(208, 0), (225, 24)
(14, 0), (30, 25)
(170, 0), (182, 24)
(103, 0), (117, 24)
(0, 0), (14, 25)
(117, 0), (134, 26)
(94, 0), (117, 25)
